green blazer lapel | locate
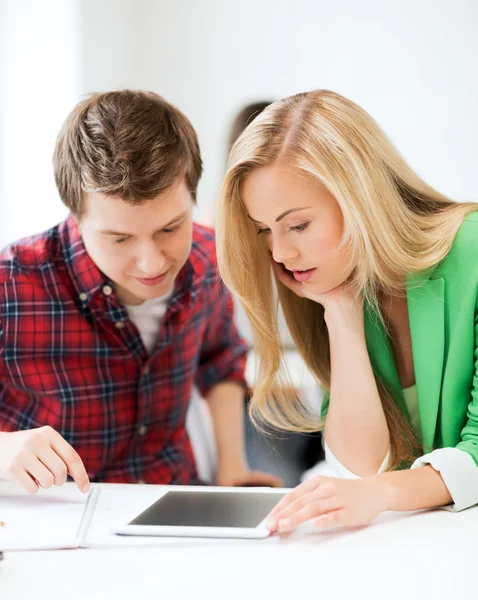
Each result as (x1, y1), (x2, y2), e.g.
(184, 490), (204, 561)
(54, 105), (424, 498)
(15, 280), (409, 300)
(406, 274), (445, 452)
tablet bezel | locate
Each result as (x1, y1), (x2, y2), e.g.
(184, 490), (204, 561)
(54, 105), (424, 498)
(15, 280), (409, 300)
(115, 488), (286, 539)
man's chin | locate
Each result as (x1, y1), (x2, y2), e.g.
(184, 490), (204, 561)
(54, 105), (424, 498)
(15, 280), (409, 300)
(135, 284), (173, 302)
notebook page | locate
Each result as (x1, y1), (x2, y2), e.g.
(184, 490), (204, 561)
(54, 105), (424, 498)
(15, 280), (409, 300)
(0, 482), (97, 551)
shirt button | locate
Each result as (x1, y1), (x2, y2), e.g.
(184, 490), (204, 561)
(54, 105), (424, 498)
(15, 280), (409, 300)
(115, 321), (125, 329)
(79, 292), (88, 301)
(138, 425), (147, 436)
(137, 479), (145, 485)
(102, 285), (113, 296)
(143, 365), (150, 375)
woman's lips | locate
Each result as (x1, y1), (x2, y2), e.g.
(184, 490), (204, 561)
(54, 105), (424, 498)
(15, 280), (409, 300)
(135, 270), (170, 286)
(292, 268), (317, 282)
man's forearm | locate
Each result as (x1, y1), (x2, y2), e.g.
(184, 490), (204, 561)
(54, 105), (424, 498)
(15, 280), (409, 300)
(324, 303), (390, 476)
(205, 381), (248, 472)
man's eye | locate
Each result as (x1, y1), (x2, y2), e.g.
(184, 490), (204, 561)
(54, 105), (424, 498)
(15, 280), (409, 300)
(256, 228), (270, 235)
(289, 222), (310, 233)
(162, 225), (180, 234)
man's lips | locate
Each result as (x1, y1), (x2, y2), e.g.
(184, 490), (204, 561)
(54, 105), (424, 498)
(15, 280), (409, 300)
(135, 269), (170, 286)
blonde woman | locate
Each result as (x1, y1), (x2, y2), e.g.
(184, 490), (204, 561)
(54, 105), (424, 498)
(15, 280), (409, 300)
(216, 90), (478, 532)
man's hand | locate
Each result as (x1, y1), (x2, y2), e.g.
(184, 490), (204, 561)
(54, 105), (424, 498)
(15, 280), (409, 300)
(265, 473), (385, 532)
(216, 464), (282, 488)
(0, 426), (90, 494)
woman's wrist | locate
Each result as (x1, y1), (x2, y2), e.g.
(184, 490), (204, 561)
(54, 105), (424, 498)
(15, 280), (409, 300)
(371, 466), (452, 513)
(324, 298), (365, 338)
(370, 472), (397, 512)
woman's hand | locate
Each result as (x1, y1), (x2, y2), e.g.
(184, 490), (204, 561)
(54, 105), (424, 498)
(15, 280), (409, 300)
(266, 473), (387, 532)
(270, 257), (361, 317)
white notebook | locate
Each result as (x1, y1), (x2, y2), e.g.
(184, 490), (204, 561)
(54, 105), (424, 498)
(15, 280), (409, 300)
(0, 482), (100, 551)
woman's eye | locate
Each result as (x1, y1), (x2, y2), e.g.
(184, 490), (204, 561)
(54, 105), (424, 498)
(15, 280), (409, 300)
(256, 228), (271, 235)
(289, 222), (310, 233)
(114, 236), (129, 244)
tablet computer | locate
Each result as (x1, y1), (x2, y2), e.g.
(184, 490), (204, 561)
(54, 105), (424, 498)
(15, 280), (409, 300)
(115, 489), (286, 539)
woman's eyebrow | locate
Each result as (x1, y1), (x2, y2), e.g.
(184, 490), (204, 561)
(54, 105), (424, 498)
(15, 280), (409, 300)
(248, 206), (311, 224)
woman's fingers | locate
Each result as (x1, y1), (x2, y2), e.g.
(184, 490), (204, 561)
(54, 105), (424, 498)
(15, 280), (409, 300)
(276, 496), (340, 531)
(273, 484), (336, 523)
(266, 476), (325, 531)
(314, 509), (348, 529)
(269, 475), (323, 518)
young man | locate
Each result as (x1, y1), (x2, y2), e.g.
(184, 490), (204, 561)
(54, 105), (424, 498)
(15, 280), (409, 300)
(0, 90), (280, 493)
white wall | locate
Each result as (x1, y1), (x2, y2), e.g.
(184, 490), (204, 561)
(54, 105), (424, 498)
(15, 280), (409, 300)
(0, 0), (81, 248)
(2, 0), (477, 246)
(79, 0), (478, 223)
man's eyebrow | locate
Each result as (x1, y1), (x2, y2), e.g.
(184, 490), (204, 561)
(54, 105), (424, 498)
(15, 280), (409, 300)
(99, 229), (133, 236)
(248, 207), (312, 224)
(99, 212), (188, 236)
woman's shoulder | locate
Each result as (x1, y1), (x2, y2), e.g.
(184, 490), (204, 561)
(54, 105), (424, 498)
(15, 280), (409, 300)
(441, 210), (478, 274)
(459, 210), (478, 228)
(450, 210), (478, 251)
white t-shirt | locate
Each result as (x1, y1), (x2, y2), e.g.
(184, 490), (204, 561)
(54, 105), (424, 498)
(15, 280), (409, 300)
(125, 292), (172, 354)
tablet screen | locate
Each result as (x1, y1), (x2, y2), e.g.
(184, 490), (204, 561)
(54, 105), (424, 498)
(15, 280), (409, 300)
(129, 491), (285, 529)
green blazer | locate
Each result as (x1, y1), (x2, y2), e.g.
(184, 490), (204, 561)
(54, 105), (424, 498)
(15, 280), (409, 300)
(321, 212), (478, 465)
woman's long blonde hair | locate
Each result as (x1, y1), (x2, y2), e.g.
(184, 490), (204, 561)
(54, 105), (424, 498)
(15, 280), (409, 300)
(217, 90), (477, 470)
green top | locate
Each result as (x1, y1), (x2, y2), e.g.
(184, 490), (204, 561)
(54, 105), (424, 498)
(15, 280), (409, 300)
(402, 385), (421, 439)
(320, 211), (478, 464)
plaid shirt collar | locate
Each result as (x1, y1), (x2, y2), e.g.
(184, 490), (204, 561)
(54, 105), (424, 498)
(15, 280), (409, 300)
(59, 215), (204, 310)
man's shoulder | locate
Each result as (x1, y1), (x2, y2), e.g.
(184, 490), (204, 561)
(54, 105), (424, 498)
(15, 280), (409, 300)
(192, 222), (216, 249)
(191, 222), (218, 274)
(0, 224), (63, 287)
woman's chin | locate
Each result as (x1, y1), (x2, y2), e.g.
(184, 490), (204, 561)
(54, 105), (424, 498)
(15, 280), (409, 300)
(307, 279), (347, 296)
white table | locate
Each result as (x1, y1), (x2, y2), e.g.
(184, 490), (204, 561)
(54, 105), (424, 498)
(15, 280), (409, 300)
(1, 482), (476, 600)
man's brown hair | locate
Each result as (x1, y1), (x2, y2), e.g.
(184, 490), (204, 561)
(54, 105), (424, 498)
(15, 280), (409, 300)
(53, 90), (203, 217)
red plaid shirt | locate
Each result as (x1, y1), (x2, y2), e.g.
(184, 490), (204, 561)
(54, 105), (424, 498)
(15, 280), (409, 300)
(0, 217), (248, 484)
